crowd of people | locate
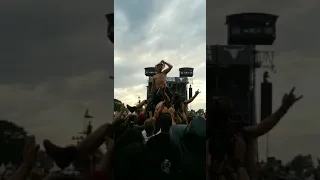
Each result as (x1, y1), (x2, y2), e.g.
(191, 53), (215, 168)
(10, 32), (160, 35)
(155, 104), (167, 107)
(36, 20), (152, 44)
(1, 13), (309, 179)
(1, 60), (304, 180)
(4, 60), (206, 180)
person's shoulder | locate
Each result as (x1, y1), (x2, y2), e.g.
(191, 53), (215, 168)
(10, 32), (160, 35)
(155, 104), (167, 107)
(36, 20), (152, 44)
(169, 124), (187, 147)
(170, 124), (187, 133)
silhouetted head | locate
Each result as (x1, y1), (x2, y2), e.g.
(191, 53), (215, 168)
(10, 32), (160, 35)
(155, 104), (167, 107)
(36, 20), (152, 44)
(206, 96), (234, 137)
(144, 119), (155, 135)
(158, 113), (172, 132)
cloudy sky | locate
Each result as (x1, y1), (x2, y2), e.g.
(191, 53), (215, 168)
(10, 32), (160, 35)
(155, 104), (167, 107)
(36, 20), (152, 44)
(0, 1), (113, 147)
(114, 0), (206, 111)
(208, 0), (320, 162)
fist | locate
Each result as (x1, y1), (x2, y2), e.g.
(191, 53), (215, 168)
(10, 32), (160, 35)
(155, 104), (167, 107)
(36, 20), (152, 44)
(120, 103), (125, 110)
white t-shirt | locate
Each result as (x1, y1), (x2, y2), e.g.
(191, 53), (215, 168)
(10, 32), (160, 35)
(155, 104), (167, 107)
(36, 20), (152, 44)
(141, 129), (161, 142)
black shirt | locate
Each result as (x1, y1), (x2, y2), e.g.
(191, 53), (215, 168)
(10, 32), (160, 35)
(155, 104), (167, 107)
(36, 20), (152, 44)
(147, 133), (178, 180)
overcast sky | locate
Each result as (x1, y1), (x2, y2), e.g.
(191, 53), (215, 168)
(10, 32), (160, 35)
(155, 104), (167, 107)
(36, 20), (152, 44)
(114, 0), (206, 110)
(0, 1), (113, 147)
(208, 0), (320, 162)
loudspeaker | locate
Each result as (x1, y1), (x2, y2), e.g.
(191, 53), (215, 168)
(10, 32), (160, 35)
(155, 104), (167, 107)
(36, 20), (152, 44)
(260, 81), (272, 120)
(189, 85), (192, 99)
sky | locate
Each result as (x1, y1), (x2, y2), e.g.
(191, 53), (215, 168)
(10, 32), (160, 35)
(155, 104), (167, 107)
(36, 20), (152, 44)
(0, 1), (114, 147)
(208, 0), (320, 162)
(114, 0), (206, 111)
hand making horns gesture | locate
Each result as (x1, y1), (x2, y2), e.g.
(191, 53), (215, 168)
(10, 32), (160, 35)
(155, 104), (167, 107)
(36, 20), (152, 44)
(195, 89), (201, 95)
(281, 87), (303, 110)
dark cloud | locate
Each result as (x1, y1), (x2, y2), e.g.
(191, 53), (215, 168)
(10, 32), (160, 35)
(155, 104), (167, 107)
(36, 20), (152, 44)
(0, 0), (113, 146)
(0, 1), (113, 84)
(208, 0), (320, 161)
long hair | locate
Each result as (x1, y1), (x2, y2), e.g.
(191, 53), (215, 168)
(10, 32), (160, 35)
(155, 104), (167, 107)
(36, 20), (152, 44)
(207, 96), (234, 163)
(206, 96), (233, 135)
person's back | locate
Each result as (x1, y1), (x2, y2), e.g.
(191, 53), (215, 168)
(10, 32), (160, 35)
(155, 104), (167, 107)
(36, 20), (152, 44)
(170, 116), (206, 180)
(147, 133), (176, 178)
(114, 128), (155, 180)
(147, 113), (178, 180)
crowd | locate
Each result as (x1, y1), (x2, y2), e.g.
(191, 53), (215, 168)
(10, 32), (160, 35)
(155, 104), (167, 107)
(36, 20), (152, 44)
(3, 59), (206, 180)
(0, 69), (306, 180)
(0, 58), (304, 180)
(1, 21), (305, 179)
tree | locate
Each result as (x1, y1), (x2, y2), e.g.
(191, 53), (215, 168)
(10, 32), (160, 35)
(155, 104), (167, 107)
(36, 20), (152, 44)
(188, 109), (196, 117)
(188, 109), (205, 117)
(114, 99), (123, 112)
(195, 109), (205, 116)
(0, 120), (27, 166)
(287, 154), (314, 177)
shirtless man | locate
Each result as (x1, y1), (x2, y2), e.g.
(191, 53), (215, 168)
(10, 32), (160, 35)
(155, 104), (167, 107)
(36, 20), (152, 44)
(207, 87), (303, 180)
(150, 60), (173, 113)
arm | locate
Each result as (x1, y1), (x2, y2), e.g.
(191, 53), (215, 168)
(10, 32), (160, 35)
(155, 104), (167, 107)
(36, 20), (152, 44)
(10, 136), (39, 180)
(153, 102), (165, 121)
(136, 100), (146, 109)
(162, 87), (171, 102)
(244, 87), (302, 138)
(114, 104), (125, 121)
(162, 60), (173, 74)
(9, 164), (29, 180)
(99, 143), (115, 177)
(244, 105), (288, 138)
(184, 90), (200, 104)
(169, 108), (176, 125)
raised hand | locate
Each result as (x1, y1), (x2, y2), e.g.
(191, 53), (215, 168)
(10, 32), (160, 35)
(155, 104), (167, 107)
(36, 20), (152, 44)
(281, 87), (303, 109)
(120, 103), (126, 112)
(22, 136), (40, 170)
(195, 89), (201, 95)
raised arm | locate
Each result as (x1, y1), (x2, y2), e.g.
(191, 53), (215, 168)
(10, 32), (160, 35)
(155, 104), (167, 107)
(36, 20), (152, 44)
(153, 102), (165, 121)
(245, 87), (303, 138)
(114, 104), (125, 122)
(10, 136), (39, 180)
(185, 89), (200, 104)
(162, 86), (171, 103)
(161, 60), (173, 74)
